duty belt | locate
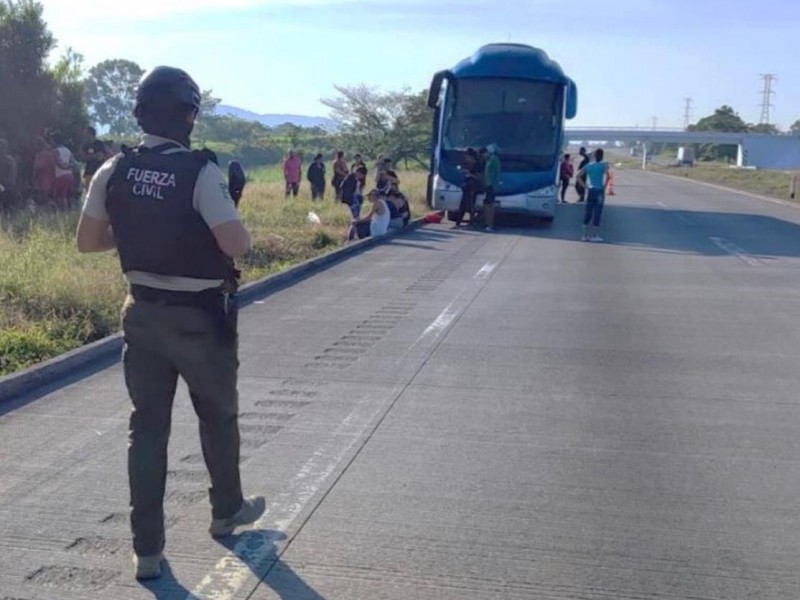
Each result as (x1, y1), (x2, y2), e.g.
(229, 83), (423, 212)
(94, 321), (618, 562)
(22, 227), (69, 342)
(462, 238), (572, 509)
(129, 284), (223, 307)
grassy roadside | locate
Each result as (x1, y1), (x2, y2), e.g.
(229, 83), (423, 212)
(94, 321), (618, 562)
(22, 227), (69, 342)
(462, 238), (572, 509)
(628, 160), (798, 202)
(0, 167), (430, 376)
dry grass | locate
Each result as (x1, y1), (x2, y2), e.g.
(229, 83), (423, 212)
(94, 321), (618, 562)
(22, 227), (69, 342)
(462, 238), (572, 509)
(0, 167), (430, 375)
(649, 163), (797, 201)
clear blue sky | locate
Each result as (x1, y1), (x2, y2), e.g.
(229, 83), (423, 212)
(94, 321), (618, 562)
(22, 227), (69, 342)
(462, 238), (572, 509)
(41, 0), (800, 129)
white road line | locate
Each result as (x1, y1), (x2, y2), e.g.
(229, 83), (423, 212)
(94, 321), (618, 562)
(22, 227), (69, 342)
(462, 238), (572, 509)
(419, 302), (461, 340)
(709, 237), (761, 267)
(415, 262), (497, 346)
(187, 392), (389, 600)
(187, 260), (498, 599)
(475, 262), (498, 279)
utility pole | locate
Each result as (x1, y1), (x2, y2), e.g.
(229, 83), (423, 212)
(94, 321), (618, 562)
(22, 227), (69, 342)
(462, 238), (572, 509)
(683, 97), (693, 129)
(759, 74), (776, 125)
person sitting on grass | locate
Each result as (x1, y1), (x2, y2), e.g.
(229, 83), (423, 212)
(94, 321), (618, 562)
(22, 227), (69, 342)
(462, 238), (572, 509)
(380, 169), (400, 194)
(386, 188), (410, 229)
(348, 188), (390, 241)
(386, 190), (403, 231)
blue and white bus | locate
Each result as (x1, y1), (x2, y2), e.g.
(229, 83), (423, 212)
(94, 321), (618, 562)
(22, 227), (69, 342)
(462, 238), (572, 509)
(426, 43), (577, 222)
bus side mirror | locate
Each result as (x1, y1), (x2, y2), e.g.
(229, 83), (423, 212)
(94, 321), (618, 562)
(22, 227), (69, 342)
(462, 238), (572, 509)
(565, 79), (578, 119)
(427, 70), (453, 108)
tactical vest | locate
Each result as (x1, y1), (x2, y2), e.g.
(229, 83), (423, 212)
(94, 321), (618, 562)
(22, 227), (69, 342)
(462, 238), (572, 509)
(106, 143), (231, 280)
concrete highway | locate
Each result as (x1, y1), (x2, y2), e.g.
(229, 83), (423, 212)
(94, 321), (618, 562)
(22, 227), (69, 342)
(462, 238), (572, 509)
(2, 169), (800, 599)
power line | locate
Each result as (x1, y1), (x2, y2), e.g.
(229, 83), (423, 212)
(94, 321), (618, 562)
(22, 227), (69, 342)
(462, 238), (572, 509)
(759, 74), (777, 125)
(683, 97), (693, 129)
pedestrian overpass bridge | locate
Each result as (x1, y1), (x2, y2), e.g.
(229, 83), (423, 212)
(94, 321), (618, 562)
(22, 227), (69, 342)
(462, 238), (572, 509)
(564, 127), (800, 170)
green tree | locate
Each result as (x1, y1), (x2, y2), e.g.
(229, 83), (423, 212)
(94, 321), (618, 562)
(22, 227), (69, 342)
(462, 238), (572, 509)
(52, 46), (83, 83)
(790, 120), (800, 136)
(199, 89), (220, 118)
(193, 89), (222, 144)
(690, 105), (749, 133)
(85, 59), (144, 137)
(388, 90), (430, 168)
(321, 85), (432, 167)
(0, 0), (56, 146)
(749, 123), (779, 134)
(51, 47), (89, 148)
(688, 105), (749, 161)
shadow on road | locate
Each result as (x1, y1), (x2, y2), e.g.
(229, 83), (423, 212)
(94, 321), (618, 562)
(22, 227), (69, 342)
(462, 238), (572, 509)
(138, 559), (192, 600)
(492, 203), (800, 260)
(139, 529), (326, 600)
(0, 351), (119, 417)
(215, 530), (327, 600)
(385, 239), (444, 251)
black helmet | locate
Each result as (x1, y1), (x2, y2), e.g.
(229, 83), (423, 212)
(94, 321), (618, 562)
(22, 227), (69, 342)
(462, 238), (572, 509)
(134, 66), (201, 114)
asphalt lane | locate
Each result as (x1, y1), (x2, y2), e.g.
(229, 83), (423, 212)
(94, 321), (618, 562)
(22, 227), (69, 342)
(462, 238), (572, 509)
(2, 170), (800, 599)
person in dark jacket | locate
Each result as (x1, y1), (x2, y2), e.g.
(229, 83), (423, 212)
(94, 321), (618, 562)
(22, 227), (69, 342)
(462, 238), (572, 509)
(339, 166), (367, 218)
(386, 188), (410, 229)
(559, 153), (573, 204)
(0, 138), (19, 211)
(307, 153), (326, 200)
(575, 146), (590, 202)
(332, 150), (348, 199)
(454, 147), (481, 227)
(351, 153), (365, 173)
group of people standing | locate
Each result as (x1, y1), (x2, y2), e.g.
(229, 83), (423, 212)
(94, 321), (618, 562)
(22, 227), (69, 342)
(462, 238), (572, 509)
(559, 146), (610, 242)
(0, 126), (114, 212)
(282, 150), (412, 241)
(455, 144), (502, 232)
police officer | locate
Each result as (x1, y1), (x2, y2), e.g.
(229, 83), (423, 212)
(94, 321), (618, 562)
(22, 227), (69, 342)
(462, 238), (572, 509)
(76, 66), (265, 581)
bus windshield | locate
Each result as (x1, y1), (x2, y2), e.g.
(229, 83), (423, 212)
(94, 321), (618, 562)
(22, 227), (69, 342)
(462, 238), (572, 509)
(442, 78), (561, 172)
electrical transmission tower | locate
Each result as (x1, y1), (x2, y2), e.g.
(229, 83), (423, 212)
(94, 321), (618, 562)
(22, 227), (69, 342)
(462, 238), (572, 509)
(683, 97), (693, 129)
(651, 116), (658, 130)
(759, 74), (776, 125)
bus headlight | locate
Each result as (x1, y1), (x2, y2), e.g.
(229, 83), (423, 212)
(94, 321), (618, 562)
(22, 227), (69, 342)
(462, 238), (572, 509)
(527, 185), (556, 198)
(433, 175), (457, 192)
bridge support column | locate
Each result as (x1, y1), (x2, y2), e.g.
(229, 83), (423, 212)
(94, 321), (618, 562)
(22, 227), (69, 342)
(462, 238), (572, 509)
(736, 143), (745, 167)
(641, 142), (648, 170)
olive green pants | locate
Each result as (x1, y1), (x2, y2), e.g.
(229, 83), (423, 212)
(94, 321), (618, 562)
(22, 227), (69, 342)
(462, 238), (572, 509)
(122, 295), (243, 557)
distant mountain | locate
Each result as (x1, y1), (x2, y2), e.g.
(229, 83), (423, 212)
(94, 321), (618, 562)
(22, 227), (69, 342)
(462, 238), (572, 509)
(215, 104), (337, 130)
